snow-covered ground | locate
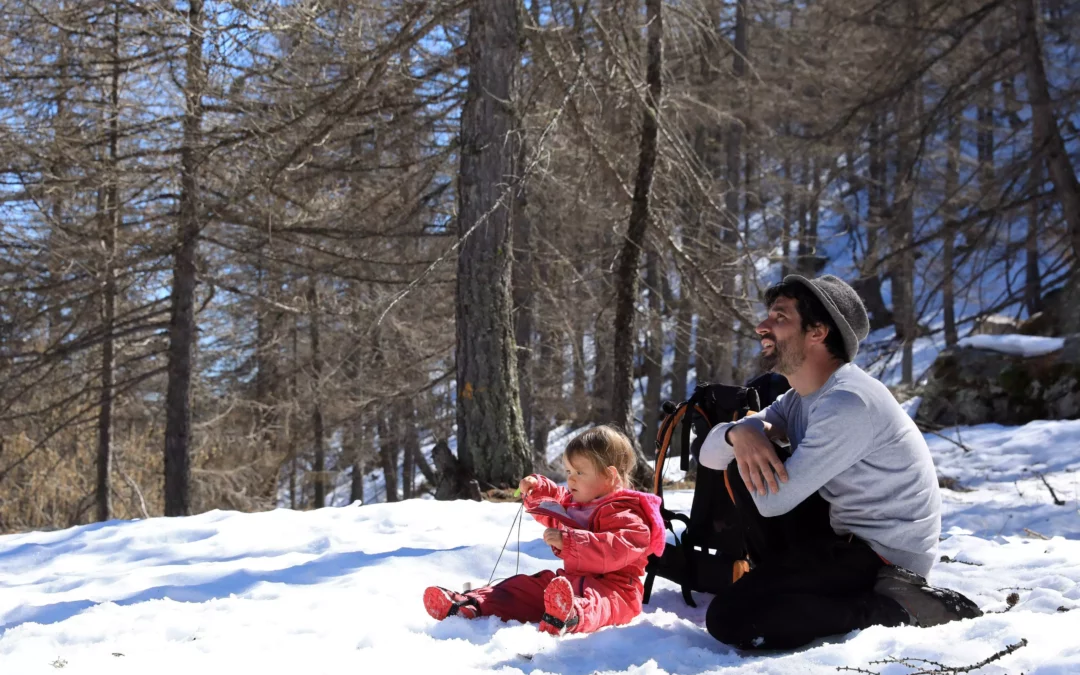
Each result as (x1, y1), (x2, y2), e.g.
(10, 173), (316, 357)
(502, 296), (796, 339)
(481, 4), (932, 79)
(956, 334), (1066, 358)
(2, 422), (1078, 674)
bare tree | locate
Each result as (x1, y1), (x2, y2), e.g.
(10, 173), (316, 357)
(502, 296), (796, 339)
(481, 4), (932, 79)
(455, 0), (531, 488)
(611, 0), (663, 485)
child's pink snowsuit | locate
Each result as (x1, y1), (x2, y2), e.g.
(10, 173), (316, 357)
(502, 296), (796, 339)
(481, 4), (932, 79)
(468, 475), (666, 633)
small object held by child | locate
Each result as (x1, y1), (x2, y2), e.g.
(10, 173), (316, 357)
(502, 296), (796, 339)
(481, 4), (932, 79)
(422, 425), (666, 636)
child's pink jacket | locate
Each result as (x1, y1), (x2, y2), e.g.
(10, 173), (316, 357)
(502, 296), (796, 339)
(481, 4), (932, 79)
(523, 475), (666, 619)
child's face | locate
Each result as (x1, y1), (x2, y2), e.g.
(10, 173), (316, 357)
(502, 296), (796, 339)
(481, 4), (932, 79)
(563, 455), (616, 503)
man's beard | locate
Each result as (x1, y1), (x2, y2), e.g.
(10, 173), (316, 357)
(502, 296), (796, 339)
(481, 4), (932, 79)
(758, 334), (806, 375)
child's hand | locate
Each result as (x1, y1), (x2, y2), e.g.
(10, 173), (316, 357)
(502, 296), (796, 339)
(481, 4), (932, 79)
(518, 476), (539, 497)
(543, 528), (564, 550)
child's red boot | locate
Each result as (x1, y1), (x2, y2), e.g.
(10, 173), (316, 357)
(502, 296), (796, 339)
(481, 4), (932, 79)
(538, 577), (579, 636)
(423, 586), (479, 621)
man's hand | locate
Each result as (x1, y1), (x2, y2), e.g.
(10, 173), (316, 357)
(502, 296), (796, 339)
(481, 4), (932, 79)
(543, 528), (564, 550)
(518, 476), (539, 497)
(729, 423), (789, 496)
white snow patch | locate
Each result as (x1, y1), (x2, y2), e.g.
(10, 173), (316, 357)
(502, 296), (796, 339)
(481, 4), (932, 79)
(1, 420), (1078, 673)
(956, 334), (1066, 357)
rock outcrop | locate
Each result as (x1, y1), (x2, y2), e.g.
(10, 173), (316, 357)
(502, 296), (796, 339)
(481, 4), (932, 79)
(916, 335), (1080, 427)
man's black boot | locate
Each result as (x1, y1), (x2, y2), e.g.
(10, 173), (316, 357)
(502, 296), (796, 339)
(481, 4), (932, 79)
(873, 565), (983, 627)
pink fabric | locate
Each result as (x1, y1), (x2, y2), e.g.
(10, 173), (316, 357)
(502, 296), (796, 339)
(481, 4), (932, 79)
(469, 571), (638, 634)
(514, 474), (667, 629)
(566, 502), (599, 529)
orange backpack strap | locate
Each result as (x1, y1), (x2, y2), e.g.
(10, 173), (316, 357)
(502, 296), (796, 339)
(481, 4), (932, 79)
(652, 403), (688, 496)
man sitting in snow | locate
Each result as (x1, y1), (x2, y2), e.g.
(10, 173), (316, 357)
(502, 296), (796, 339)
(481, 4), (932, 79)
(700, 274), (981, 650)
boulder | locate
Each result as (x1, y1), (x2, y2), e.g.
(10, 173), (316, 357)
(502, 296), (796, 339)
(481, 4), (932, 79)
(916, 334), (1080, 427)
(970, 314), (1021, 336)
(1018, 287), (1064, 337)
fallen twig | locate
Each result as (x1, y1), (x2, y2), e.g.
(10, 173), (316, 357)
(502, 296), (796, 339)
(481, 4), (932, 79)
(1033, 470), (1066, 505)
(1023, 527), (1050, 540)
(836, 638), (1028, 674)
(939, 555), (983, 566)
(918, 424), (977, 453)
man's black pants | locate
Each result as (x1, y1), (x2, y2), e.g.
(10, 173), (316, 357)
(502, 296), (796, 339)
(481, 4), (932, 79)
(705, 458), (908, 650)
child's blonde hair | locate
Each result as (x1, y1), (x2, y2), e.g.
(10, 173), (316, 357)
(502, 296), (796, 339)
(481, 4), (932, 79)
(564, 425), (636, 488)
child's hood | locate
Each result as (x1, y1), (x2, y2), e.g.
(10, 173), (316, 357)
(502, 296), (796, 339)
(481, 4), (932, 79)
(590, 489), (667, 558)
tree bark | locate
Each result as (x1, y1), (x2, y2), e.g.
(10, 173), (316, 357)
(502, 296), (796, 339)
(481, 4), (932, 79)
(96, 5), (121, 523)
(856, 116), (894, 331)
(1016, 0), (1080, 332)
(672, 277), (693, 404)
(401, 402), (419, 499)
(164, 0), (205, 517)
(512, 132), (535, 444)
(943, 115), (960, 347)
(307, 281), (325, 508)
(289, 317), (300, 510)
(379, 411), (400, 503)
(611, 0), (662, 487)
(349, 420), (366, 505)
(891, 7), (918, 385)
(640, 249), (663, 458)
(1026, 158), (1043, 316)
(454, 0), (532, 488)
(570, 324), (587, 423)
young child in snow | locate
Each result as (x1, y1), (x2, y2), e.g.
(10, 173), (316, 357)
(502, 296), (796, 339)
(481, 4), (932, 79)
(422, 425), (666, 636)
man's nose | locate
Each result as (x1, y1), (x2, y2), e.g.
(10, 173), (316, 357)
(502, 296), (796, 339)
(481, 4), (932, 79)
(756, 318), (771, 336)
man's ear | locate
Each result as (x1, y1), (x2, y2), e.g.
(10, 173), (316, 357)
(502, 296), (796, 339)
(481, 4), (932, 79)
(807, 322), (829, 345)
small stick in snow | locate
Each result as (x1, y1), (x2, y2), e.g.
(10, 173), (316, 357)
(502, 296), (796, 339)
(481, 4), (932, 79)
(1023, 527), (1050, 540)
(917, 425), (976, 453)
(939, 555), (982, 566)
(837, 638), (1028, 674)
(1033, 470), (1066, 505)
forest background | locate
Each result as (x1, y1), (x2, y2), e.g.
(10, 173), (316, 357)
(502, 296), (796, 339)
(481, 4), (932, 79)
(0, 0), (1077, 531)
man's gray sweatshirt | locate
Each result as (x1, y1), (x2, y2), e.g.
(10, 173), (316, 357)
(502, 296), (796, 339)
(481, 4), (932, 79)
(699, 363), (941, 577)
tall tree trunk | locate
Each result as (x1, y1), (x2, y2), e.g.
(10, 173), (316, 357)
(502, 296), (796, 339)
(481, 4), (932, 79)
(1026, 159), (1043, 316)
(308, 281), (325, 508)
(379, 412), (400, 503)
(856, 116), (894, 330)
(455, 0), (531, 487)
(591, 316), (613, 423)
(401, 402), (418, 499)
(289, 317), (299, 510)
(943, 115), (961, 346)
(349, 419), (366, 505)
(531, 322), (556, 467)
(977, 94), (995, 206)
(96, 5), (121, 522)
(711, 0), (746, 385)
(672, 276), (693, 403)
(892, 10), (918, 385)
(164, 0), (204, 516)
(571, 324), (587, 423)
(611, 0), (662, 487)
(1017, 0), (1080, 332)
(780, 149), (793, 279)
(512, 133), (535, 443)
(640, 249), (663, 458)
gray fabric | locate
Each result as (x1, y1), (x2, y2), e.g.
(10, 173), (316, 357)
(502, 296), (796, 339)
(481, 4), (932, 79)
(783, 274), (870, 361)
(699, 363), (941, 578)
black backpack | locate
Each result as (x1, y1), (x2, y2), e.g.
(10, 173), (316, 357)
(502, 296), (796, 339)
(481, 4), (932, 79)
(643, 374), (789, 607)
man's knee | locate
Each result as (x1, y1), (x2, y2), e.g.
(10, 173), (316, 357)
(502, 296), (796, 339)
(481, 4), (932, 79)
(706, 592), (755, 647)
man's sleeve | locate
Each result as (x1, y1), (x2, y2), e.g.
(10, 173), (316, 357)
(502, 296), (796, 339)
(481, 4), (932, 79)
(698, 389), (793, 471)
(749, 390), (874, 517)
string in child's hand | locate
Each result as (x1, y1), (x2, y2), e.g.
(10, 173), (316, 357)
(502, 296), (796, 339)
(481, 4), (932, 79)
(488, 501), (525, 586)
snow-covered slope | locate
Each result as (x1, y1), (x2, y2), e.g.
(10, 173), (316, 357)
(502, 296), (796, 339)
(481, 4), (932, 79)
(2, 422), (1078, 674)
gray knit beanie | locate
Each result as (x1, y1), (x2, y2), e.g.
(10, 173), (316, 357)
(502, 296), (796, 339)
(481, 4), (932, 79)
(782, 274), (870, 362)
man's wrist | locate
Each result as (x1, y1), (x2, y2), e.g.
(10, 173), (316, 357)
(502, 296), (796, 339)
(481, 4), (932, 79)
(725, 424), (738, 446)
